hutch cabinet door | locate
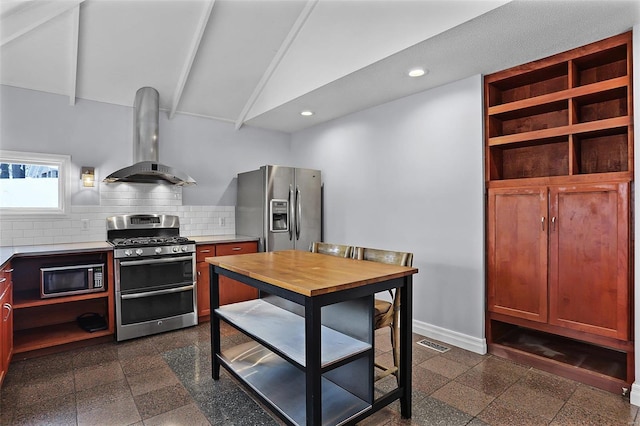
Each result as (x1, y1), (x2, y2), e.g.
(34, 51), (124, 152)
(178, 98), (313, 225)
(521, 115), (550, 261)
(487, 187), (548, 322)
(548, 183), (629, 339)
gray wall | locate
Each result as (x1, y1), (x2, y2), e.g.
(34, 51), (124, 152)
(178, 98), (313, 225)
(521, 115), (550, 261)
(0, 85), (293, 206)
(290, 75), (486, 351)
(1, 76), (486, 351)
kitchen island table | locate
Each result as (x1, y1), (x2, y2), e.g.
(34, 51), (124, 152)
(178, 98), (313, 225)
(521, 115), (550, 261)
(206, 250), (418, 426)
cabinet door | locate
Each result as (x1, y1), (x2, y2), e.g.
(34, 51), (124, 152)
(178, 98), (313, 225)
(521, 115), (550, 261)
(0, 280), (12, 386)
(2, 285), (12, 375)
(217, 242), (259, 305)
(0, 287), (4, 385)
(196, 245), (215, 319)
(196, 261), (211, 318)
(548, 183), (629, 339)
(487, 187), (548, 322)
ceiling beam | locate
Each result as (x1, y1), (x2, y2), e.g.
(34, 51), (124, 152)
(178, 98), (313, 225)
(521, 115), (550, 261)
(234, 0), (318, 131)
(0, 0), (85, 48)
(169, 0), (215, 119)
(68, 5), (80, 106)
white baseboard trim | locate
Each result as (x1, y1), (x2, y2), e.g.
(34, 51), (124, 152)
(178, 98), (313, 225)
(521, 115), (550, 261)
(630, 383), (640, 407)
(413, 319), (487, 355)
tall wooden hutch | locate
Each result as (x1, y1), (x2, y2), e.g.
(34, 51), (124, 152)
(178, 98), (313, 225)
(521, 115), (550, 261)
(484, 31), (634, 394)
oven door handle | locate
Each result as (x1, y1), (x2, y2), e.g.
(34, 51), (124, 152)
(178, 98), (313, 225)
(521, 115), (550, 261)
(120, 284), (194, 300)
(119, 256), (194, 267)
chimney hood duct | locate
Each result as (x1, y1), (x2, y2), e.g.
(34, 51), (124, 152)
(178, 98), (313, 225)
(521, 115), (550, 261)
(103, 87), (196, 186)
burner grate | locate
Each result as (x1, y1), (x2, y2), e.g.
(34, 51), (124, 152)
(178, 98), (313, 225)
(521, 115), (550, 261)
(416, 339), (450, 353)
(110, 236), (193, 247)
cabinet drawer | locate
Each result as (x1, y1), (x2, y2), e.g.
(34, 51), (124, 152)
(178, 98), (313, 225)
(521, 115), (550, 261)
(215, 242), (257, 256)
(196, 245), (216, 262)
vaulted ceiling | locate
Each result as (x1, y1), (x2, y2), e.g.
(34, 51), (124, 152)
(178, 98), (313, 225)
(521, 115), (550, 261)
(1, 0), (639, 134)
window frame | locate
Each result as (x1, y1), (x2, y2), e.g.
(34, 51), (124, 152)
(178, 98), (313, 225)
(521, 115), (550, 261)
(0, 150), (71, 218)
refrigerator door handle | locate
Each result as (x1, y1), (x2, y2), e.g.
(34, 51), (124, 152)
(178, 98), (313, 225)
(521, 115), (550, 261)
(288, 185), (294, 241)
(295, 186), (301, 240)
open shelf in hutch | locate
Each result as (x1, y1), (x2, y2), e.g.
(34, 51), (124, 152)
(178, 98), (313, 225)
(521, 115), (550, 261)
(486, 32), (632, 184)
(484, 31), (633, 394)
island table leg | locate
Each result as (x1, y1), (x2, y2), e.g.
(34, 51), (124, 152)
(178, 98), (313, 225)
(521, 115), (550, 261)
(210, 264), (221, 380)
(305, 298), (322, 425)
(400, 276), (413, 418)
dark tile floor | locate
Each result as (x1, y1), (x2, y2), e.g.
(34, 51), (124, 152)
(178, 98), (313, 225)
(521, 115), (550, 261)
(0, 322), (637, 425)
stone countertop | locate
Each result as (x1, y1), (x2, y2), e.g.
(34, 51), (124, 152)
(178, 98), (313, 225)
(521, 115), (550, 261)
(0, 235), (259, 266)
(189, 235), (259, 245)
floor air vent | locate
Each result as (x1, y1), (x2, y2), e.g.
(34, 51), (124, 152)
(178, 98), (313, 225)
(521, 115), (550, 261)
(417, 339), (450, 353)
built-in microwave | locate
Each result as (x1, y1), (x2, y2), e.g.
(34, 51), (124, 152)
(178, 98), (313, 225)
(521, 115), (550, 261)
(40, 263), (105, 298)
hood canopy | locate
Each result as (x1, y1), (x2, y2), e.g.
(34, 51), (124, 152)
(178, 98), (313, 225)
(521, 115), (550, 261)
(104, 87), (196, 186)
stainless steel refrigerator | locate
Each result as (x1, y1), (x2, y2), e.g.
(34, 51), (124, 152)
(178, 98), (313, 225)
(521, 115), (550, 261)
(236, 165), (321, 252)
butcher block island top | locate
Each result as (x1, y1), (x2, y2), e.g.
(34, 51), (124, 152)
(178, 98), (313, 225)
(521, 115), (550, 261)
(204, 249), (418, 297)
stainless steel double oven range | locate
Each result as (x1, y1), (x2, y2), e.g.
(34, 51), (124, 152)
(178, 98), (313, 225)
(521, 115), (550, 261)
(107, 214), (197, 341)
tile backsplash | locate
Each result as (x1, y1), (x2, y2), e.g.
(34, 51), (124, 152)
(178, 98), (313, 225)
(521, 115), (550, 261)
(0, 183), (235, 246)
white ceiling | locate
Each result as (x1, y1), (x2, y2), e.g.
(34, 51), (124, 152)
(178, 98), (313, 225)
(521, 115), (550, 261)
(1, 0), (639, 134)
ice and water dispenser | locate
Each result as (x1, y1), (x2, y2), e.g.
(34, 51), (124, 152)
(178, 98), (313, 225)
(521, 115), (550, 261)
(270, 199), (289, 232)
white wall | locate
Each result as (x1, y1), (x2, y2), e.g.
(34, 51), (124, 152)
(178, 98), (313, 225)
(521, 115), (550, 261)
(291, 75), (486, 352)
(0, 85), (293, 207)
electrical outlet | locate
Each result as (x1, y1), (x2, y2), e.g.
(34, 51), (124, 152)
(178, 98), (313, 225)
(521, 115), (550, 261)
(81, 219), (89, 231)
(218, 217), (225, 226)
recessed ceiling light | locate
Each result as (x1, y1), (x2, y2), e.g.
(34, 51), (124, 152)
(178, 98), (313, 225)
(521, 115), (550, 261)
(300, 110), (314, 116)
(408, 68), (427, 77)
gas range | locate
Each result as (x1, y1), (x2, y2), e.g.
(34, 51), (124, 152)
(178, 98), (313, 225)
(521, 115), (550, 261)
(107, 213), (198, 341)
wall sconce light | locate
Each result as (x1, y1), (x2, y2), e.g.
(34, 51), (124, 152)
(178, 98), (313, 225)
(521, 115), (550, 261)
(81, 167), (95, 187)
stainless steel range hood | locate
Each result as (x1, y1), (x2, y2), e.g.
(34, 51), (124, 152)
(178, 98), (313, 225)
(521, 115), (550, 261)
(104, 87), (196, 186)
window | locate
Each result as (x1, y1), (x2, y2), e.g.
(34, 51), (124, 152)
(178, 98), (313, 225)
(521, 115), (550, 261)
(0, 150), (70, 216)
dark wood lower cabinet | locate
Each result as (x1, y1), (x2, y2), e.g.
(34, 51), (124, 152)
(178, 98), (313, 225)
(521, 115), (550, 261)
(9, 251), (115, 360)
(196, 241), (258, 320)
(487, 182), (632, 394)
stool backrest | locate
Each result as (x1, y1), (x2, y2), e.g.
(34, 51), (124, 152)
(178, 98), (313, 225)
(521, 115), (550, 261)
(353, 247), (413, 267)
(310, 242), (353, 258)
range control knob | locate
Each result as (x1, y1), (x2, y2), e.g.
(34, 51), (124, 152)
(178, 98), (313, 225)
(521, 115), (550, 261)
(172, 246), (179, 253)
(155, 247), (162, 254)
(181, 246), (188, 252)
(124, 249), (132, 257)
(135, 248), (144, 256)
